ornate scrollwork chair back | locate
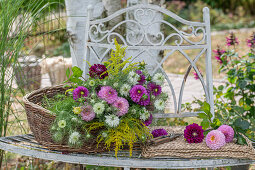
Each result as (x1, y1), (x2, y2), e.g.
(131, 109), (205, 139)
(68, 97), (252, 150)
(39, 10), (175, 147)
(84, 4), (214, 120)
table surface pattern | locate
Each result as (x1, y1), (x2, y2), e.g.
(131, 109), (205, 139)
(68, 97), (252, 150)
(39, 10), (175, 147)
(0, 134), (254, 169)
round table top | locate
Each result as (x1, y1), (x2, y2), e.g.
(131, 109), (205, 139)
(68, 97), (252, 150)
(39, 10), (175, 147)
(0, 134), (254, 169)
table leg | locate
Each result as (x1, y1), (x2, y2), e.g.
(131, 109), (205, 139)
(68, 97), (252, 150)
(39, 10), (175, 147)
(124, 167), (130, 170)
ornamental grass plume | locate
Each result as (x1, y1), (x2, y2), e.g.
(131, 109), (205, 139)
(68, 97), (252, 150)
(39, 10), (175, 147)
(89, 64), (108, 79)
(206, 130), (226, 150)
(184, 123), (204, 143)
(98, 86), (118, 104)
(80, 105), (95, 122)
(217, 125), (234, 143)
(151, 128), (168, 138)
(73, 86), (89, 100)
(113, 97), (129, 116)
(226, 32), (239, 47)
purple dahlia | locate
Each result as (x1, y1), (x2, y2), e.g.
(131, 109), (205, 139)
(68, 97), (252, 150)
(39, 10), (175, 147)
(113, 97), (129, 116)
(147, 82), (162, 96)
(98, 86), (118, 104)
(206, 130), (226, 150)
(73, 86), (89, 100)
(136, 70), (146, 85)
(184, 123), (204, 143)
(80, 105), (95, 122)
(129, 85), (147, 103)
(89, 64), (108, 79)
(218, 125), (234, 143)
(138, 92), (150, 106)
(143, 114), (153, 126)
(151, 128), (168, 138)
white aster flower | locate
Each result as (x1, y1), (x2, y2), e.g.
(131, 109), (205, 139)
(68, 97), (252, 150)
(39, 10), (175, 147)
(120, 84), (131, 97)
(91, 93), (96, 98)
(131, 108), (136, 114)
(154, 99), (165, 111)
(90, 99), (95, 104)
(113, 82), (118, 87)
(71, 117), (78, 122)
(89, 80), (96, 86)
(103, 81), (107, 85)
(52, 131), (63, 143)
(93, 102), (105, 115)
(105, 115), (120, 127)
(102, 132), (108, 138)
(152, 73), (165, 85)
(128, 71), (139, 85)
(69, 131), (80, 145)
(58, 120), (66, 128)
(140, 109), (150, 121)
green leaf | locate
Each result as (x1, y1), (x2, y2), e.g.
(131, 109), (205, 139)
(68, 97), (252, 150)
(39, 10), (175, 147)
(218, 85), (224, 91)
(201, 120), (210, 130)
(202, 102), (212, 119)
(72, 66), (83, 78)
(234, 118), (250, 130)
(198, 113), (208, 119)
(238, 80), (247, 89)
(66, 67), (70, 79)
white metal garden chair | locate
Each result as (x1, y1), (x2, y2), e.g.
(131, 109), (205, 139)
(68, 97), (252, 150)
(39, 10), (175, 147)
(84, 3), (214, 120)
(0, 4), (254, 170)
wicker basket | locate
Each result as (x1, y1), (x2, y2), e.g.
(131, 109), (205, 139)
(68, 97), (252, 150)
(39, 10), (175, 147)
(23, 85), (141, 154)
(15, 56), (42, 91)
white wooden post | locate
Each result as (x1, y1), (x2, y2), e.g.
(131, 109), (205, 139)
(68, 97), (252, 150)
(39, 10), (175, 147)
(65, 0), (104, 69)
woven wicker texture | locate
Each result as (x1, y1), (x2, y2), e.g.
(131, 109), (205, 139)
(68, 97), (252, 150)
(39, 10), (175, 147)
(23, 85), (141, 154)
(142, 126), (255, 160)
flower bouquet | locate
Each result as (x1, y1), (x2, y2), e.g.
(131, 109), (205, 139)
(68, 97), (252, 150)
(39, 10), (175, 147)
(38, 40), (168, 156)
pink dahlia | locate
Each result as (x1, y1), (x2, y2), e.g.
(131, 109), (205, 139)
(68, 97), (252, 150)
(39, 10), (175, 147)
(136, 70), (146, 85)
(98, 86), (118, 104)
(138, 92), (150, 106)
(184, 123), (204, 143)
(143, 114), (153, 126)
(218, 125), (234, 143)
(89, 64), (108, 79)
(147, 82), (162, 96)
(206, 130), (226, 150)
(151, 128), (168, 138)
(129, 85), (147, 103)
(113, 97), (129, 116)
(73, 86), (89, 100)
(80, 105), (95, 122)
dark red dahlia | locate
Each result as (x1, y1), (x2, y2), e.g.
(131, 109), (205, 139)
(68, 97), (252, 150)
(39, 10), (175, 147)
(89, 64), (108, 79)
(147, 82), (162, 96)
(151, 128), (168, 138)
(184, 123), (204, 143)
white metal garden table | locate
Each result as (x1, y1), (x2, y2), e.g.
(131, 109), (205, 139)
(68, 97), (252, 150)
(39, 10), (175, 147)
(0, 134), (254, 169)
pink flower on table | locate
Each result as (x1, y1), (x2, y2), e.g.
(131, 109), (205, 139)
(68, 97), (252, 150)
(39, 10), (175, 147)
(226, 32), (239, 46)
(184, 123), (204, 143)
(73, 86), (89, 100)
(129, 85), (147, 103)
(80, 105), (95, 122)
(113, 97), (129, 116)
(206, 130), (226, 150)
(218, 125), (234, 143)
(98, 86), (118, 104)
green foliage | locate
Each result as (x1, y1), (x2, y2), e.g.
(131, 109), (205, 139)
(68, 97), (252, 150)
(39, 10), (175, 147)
(182, 34), (255, 145)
